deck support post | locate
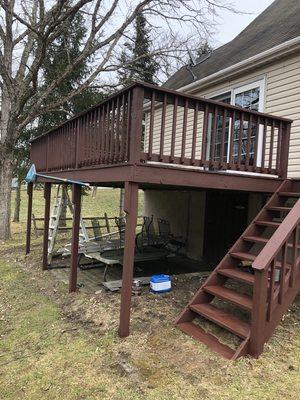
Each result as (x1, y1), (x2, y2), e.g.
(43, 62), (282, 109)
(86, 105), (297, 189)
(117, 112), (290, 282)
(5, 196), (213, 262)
(249, 269), (268, 357)
(69, 184), (82, 293)
(118, 181), (139, 338)
(25, 182), (33, 254)
(42, 183), (51, 270)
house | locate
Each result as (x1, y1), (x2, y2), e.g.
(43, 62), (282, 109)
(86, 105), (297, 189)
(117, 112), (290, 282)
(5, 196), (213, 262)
(26, 0), (300, 360)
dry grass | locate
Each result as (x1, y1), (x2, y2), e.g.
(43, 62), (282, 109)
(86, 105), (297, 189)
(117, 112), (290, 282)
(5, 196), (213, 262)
(0, 188), (299, 399)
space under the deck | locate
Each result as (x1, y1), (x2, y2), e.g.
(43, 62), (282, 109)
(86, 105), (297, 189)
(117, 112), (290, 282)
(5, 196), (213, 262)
(48, 254), (209, 294)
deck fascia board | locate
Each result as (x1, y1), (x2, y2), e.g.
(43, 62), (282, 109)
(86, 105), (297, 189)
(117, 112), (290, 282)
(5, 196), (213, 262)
(34, 163), (282, 193)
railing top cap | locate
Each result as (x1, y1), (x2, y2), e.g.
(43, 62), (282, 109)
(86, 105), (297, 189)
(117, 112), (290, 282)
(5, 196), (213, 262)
(30, 80), (293, 143)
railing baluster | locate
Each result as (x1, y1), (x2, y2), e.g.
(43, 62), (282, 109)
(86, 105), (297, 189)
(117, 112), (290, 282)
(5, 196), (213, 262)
(125, 91), (131, 162)
(290, 227), (299, 287)
(253, 116), (260, 171)
(201, 103), (209, 165)
(170, 96), (178, 163)
(115, 96), (120, 162)
(159, 94), (167, 161)
(110, 99), (115, 163)
(228, 110), (236, 167)
(261, 118), (268, 172)
(268, 120), (275, 172)
(210, 105), (218, 167)
(148, 91), (155, 160)
(120, 94), (126, 162)
(245, 114), (252, 170)
(181, 98), (188, 163)
(237, 111), (244, 169)
(220, 108), (226, 169)
(276, 121), (283, 172)
(191, 101), (198, 165)
(279, 241), (287, 304)
(267, 260), (276, 322)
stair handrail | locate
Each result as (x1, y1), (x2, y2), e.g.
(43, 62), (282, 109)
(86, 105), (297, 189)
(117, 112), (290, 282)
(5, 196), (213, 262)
(252, 198), (300, 271)
(250, 196), (300, 357)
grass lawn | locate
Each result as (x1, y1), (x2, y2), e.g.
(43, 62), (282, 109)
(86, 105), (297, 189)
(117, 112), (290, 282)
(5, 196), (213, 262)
(0, 187), (299, 399)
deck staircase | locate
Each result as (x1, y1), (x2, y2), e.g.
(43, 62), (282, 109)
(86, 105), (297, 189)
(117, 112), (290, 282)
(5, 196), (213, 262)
(176, 179), (300, 359)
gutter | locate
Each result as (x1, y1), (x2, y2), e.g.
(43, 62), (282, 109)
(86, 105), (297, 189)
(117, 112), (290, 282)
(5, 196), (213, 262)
(177, 36), (300, 94)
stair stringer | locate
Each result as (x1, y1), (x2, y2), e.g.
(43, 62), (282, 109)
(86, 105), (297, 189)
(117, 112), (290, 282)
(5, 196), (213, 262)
(176, 179), (292, 327)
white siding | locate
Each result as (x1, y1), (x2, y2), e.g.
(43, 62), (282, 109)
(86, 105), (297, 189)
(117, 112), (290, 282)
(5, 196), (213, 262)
(192, 52), (300, 178)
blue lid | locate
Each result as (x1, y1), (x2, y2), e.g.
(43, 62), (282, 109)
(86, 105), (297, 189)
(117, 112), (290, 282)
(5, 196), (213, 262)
(150, 274), (171, 283)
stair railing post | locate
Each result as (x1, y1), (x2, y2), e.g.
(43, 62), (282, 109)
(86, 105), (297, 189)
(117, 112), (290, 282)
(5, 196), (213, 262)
(128, 85), (144, 164)
(25, 182), (33, 255)
(42, 182), (51, 270)
(279, 121), (291, 179)
(249, 268), (268, 357)
(69, 183), (82, 293)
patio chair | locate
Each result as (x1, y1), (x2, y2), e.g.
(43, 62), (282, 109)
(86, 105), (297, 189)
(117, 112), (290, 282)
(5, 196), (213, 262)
(156, 218), (186, 253)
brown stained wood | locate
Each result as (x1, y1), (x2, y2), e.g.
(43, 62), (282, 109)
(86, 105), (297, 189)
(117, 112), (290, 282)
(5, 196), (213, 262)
(118, 182), (139, 337)
(276, 121), (283, 171)
(267, 261), (276, 322)
(148, 91), (155, 160)
(26, 182), (33, 255)
(261, 119), (268, 171)
(191, 102), (198, 165)
(219, 108), (227, 168)
(31, 82), (292, 179)
(253, 116), (260, 170)
(245, 114), (252, 170)
(115, 96), (121, 163)
(204, 285), (253, 312)
(159, 94), (167, 162)
(181, 99), (189, 163)
(249, 269), (268, 357)
(268, 120), (275, 172)
(69, 184), (82, 293)
(279, 242), (287, 304)
(110, 99), (115, 164)
(128, 86), (144, 164)
(218, 268), (254, 285)
(237, 112), (244, 169)
(178, 322), (236, 360)
(190, 303), (250, 338)
(42, 183), (51, 270)
(170, 96), (178, 162)
(290, 228), (298, 287)
(210, 105), (218, 165)
(201, 104), (209, 163)
(228, 110), (236, 166)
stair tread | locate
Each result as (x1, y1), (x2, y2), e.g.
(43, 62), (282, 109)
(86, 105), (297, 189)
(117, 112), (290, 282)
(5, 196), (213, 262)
(230, 251), (291, 269)
(267, 206), (292, 211)
(279, 192), (300, 197)
(243, 235), (268, 244)
(218, 268), (254, 285)
(204, 285), (253, 311)
(190, 303), (250, 339)
(255, 220), (280, 227)
(177, 321), (235, 359)
(230, 252), (256, 261)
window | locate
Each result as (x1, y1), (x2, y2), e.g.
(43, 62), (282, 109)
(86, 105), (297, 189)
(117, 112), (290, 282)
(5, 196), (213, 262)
(206, 79), (265, 166)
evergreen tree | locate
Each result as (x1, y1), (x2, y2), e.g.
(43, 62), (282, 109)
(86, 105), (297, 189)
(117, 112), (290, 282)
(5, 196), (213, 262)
(118, 12), (158, 86)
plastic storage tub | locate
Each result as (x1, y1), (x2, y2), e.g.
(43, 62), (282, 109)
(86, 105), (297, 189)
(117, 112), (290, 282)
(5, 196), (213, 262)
(150, 274), (171, 293)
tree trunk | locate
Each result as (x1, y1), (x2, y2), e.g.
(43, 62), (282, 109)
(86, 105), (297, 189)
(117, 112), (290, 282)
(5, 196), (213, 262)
(13, 179), (21, 222)
(0, 153), (14, 239)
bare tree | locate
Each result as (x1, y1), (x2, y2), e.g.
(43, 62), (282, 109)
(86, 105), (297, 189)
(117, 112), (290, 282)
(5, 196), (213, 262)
(0, 0), (236, 239)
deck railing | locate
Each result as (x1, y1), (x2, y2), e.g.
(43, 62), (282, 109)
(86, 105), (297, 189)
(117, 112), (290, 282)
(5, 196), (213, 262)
(251, 198), (300, 356)
(30, 82), (292, 178)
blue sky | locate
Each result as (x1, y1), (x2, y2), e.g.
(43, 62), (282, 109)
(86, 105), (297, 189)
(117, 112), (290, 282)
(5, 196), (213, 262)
(214, 0), (274, 45)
